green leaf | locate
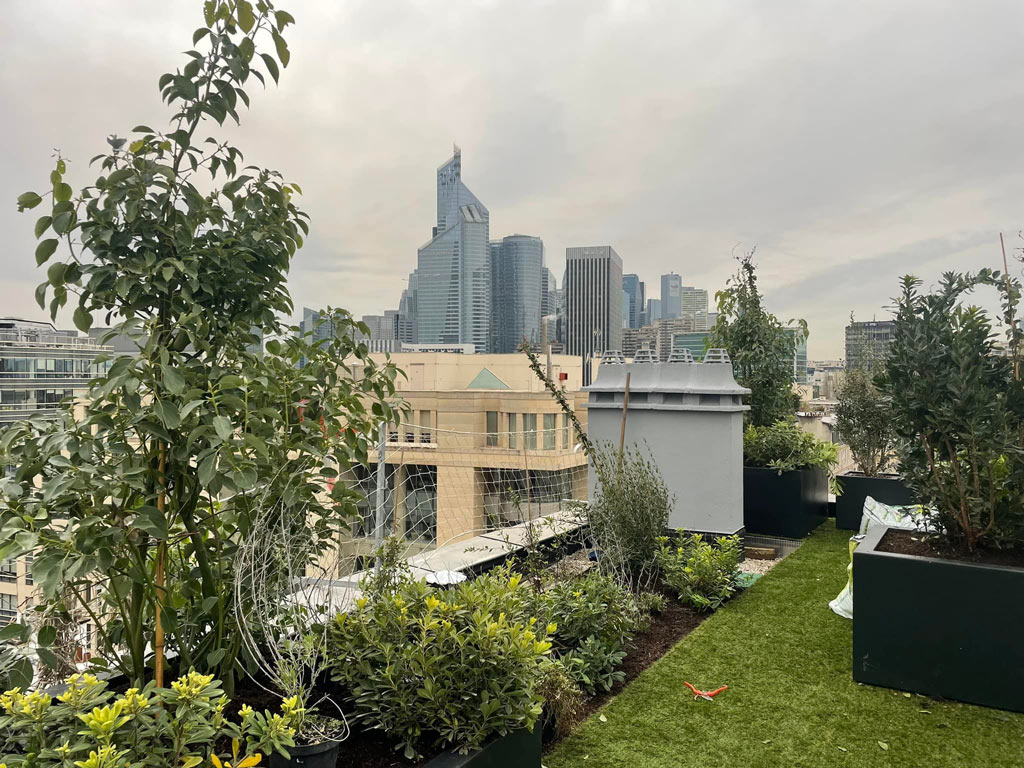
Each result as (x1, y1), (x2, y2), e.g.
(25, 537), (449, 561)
(135, 506), (168, 540)
(73, 306), (93, 333)
(52, 211), (73, 234)
(7, 659), (33, 690)
(237, 0), (255, 32)
(155, 400), (181, 430)
(203, 0), (215, 26)
(16, 191), (42, 210)
(162, 365), (186, 395)
(192, 28), (209, 45)
(35, 238), (58, 265)
(47, 262), (67, 286)
(54, 182), (73, 202)
(0, 623), (28, 643)
(260, 53), (279, 83)
(34, 281), (47, 309)
(272, 30), (290, 67)
(240, 36), (255, 62)
(37, 625), (57, 647)
(274, 10), (295, 29)
(133, 124), (155, 132)
(34, 215), (52, 238)
(198, 453), (217, 486)
(36, 647), (61, 671)
(213, 415), (233, 441)
(878, 741), (889, 751)
(207, 648), (227, 667)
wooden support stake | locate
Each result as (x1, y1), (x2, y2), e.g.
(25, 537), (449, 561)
(618, 372), (631, 470)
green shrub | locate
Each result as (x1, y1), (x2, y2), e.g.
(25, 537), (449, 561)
(540, 572), (637, 695)
(328, 572), (551, 759)
(881, 272), (1024, 551)
(656, 533), (742, 611)
(0, 670), (298, 768)
(535, 659), (584, 738)
(743, 420), (838, 475)
(588, 442), (673, 585)
(835, 366), (897, 477)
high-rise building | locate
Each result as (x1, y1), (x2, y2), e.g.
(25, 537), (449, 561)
(645, 298), (662, 325)
(680, 286), (709, 329)
(845, 320), (895, 371)
(412, 148), (491, 352)
(622, 326), (657, 358)
(541, 268), (558, 319)
(672, 331), (711, 362)
(622, 274), (646, 329)
(655, 317), (696, 361)
(0, 318), (111, 425)
(661, 273), (683, 319)
(785, 327), (809, 384)
(489, 235), (544, 353)
(565, 246), (623, 385)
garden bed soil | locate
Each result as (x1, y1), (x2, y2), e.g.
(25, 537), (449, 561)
(564, 593), (706, 727)
(877, 528), (1024, 568)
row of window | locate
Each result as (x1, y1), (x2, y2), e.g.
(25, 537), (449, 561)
(0, 556), (33, 585)
(0, 357), (110, 376)
(486, 412), (572, 450)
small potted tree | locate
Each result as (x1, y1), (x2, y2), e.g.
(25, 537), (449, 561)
(833, 366), (912, 530)
(742, 420), (837, 538)
(853, 271), (1024, 713)
(709, 250), (833, 537)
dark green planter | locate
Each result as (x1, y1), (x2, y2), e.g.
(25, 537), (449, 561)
(835, 473), (913, 531)
(853, 525), (1024, 713)
(425, 725), (541, 768)
(743, 466), (827, 539)
(268, 739), (340, 768)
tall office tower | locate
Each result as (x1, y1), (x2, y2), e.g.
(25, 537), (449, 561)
(541, 268), (557, 318)
(413, 147), (491, 352)
(845, 320), (895, 371)
(661, 273), (682, 319)
(646, 298), (662, 325)
(622, 274), (646, 329)
(785, 327), (809, 384)
(565, 246), (623, 385)
(490, 234), (544, 353)
(400, 277), (418, 343)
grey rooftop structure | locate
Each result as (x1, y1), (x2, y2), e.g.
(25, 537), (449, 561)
(584, 351), (750, 535)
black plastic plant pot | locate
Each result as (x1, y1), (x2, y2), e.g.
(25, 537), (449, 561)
(835, 472), (914, 531)
(742, 466), (828, 539)
(853, 525), (1024, 713)
(425, 724), (542, 768)
(268, 739), (341, 768)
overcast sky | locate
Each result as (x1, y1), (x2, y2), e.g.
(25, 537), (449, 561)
(2, 0), (1022, 358)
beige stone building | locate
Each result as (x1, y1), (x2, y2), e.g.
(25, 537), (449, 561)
(343, 353), (589, 566)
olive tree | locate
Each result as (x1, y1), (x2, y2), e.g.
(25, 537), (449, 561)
(834, 367), (896, 477)
(0, 0), (402, 690)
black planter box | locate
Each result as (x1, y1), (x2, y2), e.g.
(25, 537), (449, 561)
(425, 725), (541, 768)
(835, 473), (914, 531)
(853, 525), (1024, 713)
(743, 466), (828, 539)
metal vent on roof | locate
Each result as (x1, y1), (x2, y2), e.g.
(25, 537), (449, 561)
(632, 348), (658, 363)
(666, 349), (694, 363)
(703, 348), (731, 364)
(599, 350), (627, 364)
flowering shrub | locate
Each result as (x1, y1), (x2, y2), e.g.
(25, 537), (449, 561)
(656, 533), (742, 611)
(328, 572), (553, 759)
(0, 671), (298, 768)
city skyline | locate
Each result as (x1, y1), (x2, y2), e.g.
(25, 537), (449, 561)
(2, 2), (1022, 359)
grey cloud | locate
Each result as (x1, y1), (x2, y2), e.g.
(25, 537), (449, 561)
(2, 0), (1023, 358)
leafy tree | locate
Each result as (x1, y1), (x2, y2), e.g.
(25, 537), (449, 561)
(1, 0), (402, 690)
(834, 366), (896, 477)
(708, 249), (803, 427)
(882, 272), (1024, 552)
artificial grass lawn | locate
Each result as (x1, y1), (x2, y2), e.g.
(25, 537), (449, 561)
(545, 521), (1024, 767)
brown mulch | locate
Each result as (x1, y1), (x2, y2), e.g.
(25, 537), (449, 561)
(878, 528), (1024, 568)
(573, 596), (705, 725)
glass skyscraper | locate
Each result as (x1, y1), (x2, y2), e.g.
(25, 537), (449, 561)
(661, 273), (683, 319)
(490, 235), (544, 353)
(413, 147), (491, 352)
(622, 274), (645, 329)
